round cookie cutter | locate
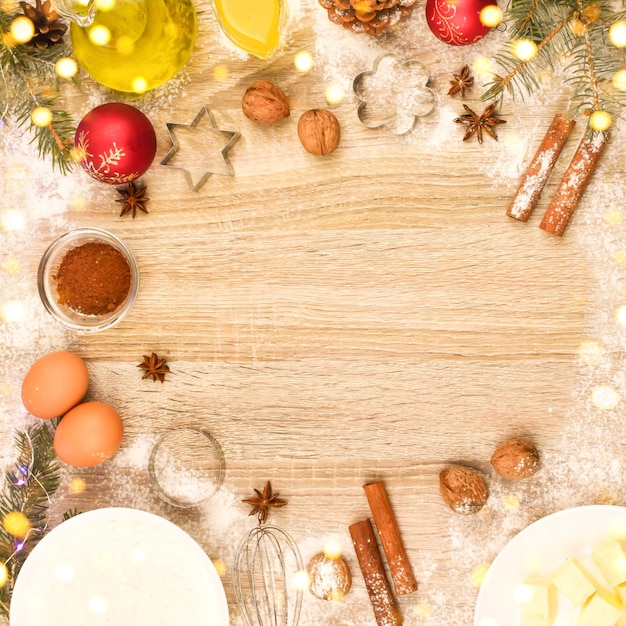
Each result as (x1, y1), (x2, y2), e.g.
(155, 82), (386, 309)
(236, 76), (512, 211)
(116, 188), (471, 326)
(148, 428), (225, 508)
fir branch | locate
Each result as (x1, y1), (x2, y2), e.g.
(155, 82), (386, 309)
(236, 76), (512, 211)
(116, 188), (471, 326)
(0, 424), (61, 618)
(0, 4), (76, 173)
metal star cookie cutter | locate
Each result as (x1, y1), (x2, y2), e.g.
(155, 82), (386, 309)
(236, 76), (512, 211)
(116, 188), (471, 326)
(353, 53), (436, 136)
(160, 106), (240, 192)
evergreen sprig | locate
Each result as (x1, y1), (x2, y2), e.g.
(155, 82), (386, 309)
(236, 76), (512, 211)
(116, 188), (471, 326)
(483, 0), (626, 132)
(0, 4), (76, 173)
(0, 424), (61, 617)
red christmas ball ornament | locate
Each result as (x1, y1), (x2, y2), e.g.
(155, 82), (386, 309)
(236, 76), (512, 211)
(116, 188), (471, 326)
(75, 103), (157, 184)
(426, 0), (494, 46)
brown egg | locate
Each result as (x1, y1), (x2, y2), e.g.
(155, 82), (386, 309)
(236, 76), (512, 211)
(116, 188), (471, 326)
(54, 401), (123, 467)
(22, 351), (89, 419)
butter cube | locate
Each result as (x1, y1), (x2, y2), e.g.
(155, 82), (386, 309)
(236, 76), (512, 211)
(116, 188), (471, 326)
(593, 541), (626, 587)
(552, 558), (598, 607)
(519, 578), (558, 626)
(579, 588), (623, 626)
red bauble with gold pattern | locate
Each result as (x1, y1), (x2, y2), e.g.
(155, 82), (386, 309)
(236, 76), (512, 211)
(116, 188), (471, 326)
(75, 103), (157, 185)
(425, 0), (493, 46)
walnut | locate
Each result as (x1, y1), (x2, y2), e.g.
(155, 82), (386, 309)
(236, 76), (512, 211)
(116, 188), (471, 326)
(297, 109), (340, 156)
(491, 437), (540, 480)
(439, 466), (489, 515)
(307, 552), (352, 601)
(242, 81), (290, 125)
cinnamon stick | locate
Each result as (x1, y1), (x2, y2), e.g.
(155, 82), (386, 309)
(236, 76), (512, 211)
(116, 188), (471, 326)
(364, 481), (417, 595)
(539, 132), (608, 236)
(349, 519), (402, 626)
(507, 113), (576, 222)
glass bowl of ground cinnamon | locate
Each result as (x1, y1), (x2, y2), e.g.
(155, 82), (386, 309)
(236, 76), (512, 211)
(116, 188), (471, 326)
(37, 228), (139, 332)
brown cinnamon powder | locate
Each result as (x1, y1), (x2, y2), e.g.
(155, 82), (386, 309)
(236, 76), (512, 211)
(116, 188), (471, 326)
(54, 242), (131, 315)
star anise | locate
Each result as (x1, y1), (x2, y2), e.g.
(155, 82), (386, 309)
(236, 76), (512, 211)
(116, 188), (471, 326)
(242, 481), (287, 525)
(116, 181), (149, 218)
(454, 103), (507, 144)
(448, 65), (474, 97)
(138, 352), (170, 383)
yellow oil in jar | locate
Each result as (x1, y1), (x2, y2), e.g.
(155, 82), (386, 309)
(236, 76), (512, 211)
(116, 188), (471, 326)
(212, 0), (284, 60)
(71, 0), (197, 93)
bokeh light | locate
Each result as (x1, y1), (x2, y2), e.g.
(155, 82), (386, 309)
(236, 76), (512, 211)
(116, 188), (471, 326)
(0, 563), (8, 588)
(323, 539), (343, 559)
(212, 559), (227, 576)
(415, 603), (433, 618)
(514, 583), (533, 603)
(68, 476), (87, 494)
(591, 385), (620, 410)
(503, 494), (520, 511)
(1, 300), (24, 323)
(2, 209), (25, 231)
(55, 563), (75, 582)
(472, 55), (496, 80)
(471, 563), (490, 587)
(612, 69), (626, 91)
(589, 110), (612, 131)
(512, 39), (538, 62)
(292, 569), (310, 590)
(115, 35), (134, 55)
(577, 340), (603, 364)
(325, 83), (345, 105)
(95, 0), (115, 9)
(31, 106), (53, 127)
(10, 16), (34, 44)
(213, 64), (229, 81)
(616, 305), (626, 325)
(132, 77), (148, 93)
(88, 596), (108, 614)
(89, 25), (111, 46)
(1, 256), (21, 274)
(604, 208), (623, 225)
(610, 21), (626, 48)
(479, 5), (502, 28)
(55, 57), (78, 78)
(294, 51), (313, 72)
(2, 511), (31, 538)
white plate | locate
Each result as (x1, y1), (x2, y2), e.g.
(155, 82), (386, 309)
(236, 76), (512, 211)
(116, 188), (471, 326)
(10, 507), (229, 626)
(474, 504), (626, 626)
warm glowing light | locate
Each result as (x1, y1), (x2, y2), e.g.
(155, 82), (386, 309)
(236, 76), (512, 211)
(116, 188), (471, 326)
(55, 57), (78, 78)
(88, 596), (108, 614)
(292, 569), (310, 590)
(213, 64), (229, 81)
(31, 106), (53, 127)
(2, 209), (25, 231)
(0, 563), (8, 588)
(115, 35), (134, 55)
(130, 548), (145, 563)
(617, 305), (626, 326)
(609, 518), (626, 541)
(610, 21), (626, 48)
(578, 340), (603, 364)
(1, 256), (21, 274)
(604, 208), (623, 225)
(132, 76), (148, 93)
(472, 55), (496, 80)
(324, 83), (345, 105)
(89, 25), (111, 46)
(415, 603), (433, 618)
(479, 5), (502, 28)
(294, 51), (313, 72)
(503, 494), (520, 511)
(591, 385), (620, 410)
(95, 0), (115, 9)
(10, 16), (34, 44)
(1, 300), (23, 323)
(2, 512), (31, 538)
(590, 110), (612, 131)
(68, 476), (87, 493)
(514, 584), (534, 603)
(212, 559), (227, 576)
(71, 145), (87, 163)
(323, 539), (343, 559)
(612, 250), (626, 264)
(512, 39), (538, 62)
(471, 563), (490, 587)
(55, 563), (75, 582)
(612, 70), (626, 92)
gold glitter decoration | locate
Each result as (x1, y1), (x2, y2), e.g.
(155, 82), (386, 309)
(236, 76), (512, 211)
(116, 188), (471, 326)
(471, 563), (490, 587)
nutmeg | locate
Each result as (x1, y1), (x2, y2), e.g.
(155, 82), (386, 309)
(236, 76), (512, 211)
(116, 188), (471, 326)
(297, 109), (340, 156)
(491, 437), (540, 480)
(439, 465), (489, 515)
(242, 80), (290, 125)
(307, 551), (352, 601)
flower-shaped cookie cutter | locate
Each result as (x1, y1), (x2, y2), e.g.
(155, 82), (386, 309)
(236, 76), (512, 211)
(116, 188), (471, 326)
(353, 53), (436, 136)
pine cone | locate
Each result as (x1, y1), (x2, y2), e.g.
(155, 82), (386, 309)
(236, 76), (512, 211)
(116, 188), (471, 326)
(20, 0), (67, 49)
(318, 0), (416, 36)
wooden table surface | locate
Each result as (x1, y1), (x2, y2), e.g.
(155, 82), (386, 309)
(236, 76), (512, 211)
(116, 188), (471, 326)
(5, 1), (615, 624)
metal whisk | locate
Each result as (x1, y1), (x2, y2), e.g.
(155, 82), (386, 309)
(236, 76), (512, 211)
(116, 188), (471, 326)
(233, 525), (303, 626)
